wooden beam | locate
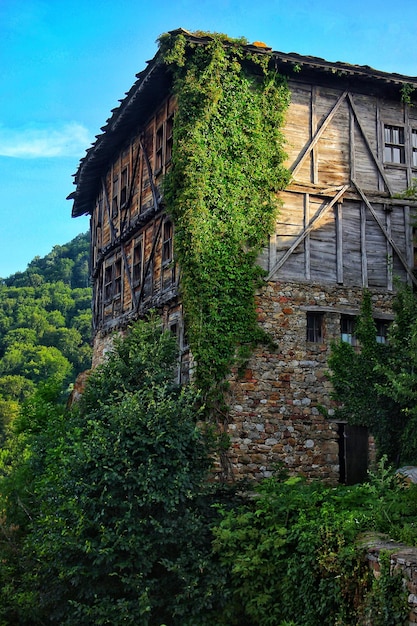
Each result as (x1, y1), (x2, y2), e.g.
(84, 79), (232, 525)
(304, 193), (311, 279)
(360, 202), (368, 288)
(266, 184), (349, 280)
(290, 90), (348, 178)
(353, 181), (417, 287)
(346, 93), (393, 195)
(336, 202), (343, 284)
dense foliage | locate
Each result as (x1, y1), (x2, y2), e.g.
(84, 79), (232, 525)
(3, 232), (90, 288)
(212, 467), (413, 626)
(160, 32), (290, 407)
(0, 320), (231, 625)
(0, 233), (92, 440)
(328, 288), (417, 465)
(0, 318), (416, 624)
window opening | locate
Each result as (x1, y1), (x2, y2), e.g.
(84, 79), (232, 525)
(162, 221), (173, 265)
(120, 167), (128, 207)
(412, 129), (417, 167)
(375, 319), (390, 344)
(384, 125), (405, 164)
(166, 115), (174, 164)
(104, 265), (113, 302)
(306, 312), (324, 343)
(156, 125), (164, 173)
(112, 177), (119, 217)
(133, 240), (143, 285)
(341, 315), (357, 345)
(114, 259), (122, 297)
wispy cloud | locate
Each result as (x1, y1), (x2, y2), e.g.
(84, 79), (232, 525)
(0, 123), (92, 158)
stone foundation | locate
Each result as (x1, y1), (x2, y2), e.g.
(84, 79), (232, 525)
(224, 280), (394, 483)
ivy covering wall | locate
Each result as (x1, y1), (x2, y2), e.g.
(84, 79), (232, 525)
(159, 31), (290, 409)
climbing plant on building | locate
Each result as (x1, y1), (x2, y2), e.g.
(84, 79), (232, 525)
(159, 31), (291, 412)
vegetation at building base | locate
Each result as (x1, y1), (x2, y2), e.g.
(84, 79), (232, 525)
(1, 316), (417, 625)
(160, 31), (291, 410)
(328, 287), (417, 466)
(0, 233), (92, 442)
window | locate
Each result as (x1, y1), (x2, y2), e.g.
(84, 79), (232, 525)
(166, 115), (174, 164)
(104, 259), (122, 302)
(306, 312), (324, 343)
(162, 221), (173, 265)
(112, 177), (119, 217)
(120, 167), (128, 207)
(133, 239), (143, 285)
(341, 316), (356, 345)
(341, 315), (357, 345)
(375, 319), (390, 344)
(156, 125), (164, 173)
(384, 125), (405, 164)
(104, 265), (113, 302)
(412, 129), (417, 167)
(114, 259), (122, 297)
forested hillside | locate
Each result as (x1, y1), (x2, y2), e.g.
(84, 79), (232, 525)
(0, 233), (92, 436)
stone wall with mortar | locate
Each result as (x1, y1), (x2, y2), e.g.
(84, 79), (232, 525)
(224, 280), (394, 483)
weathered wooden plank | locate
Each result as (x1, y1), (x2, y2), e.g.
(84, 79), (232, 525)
(336, 202), (343, 284)
(304, 193), (311, 279)
(347, 93), (393, 195)
(267, 185), (349, 280)
(360, 202), (368, 287)
(290, 90), (348, 178)
(353, 181), (417, 286)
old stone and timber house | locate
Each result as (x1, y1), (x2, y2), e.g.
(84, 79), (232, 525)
(68, 29), (417, 485)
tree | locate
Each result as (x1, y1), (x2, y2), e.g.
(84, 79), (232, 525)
(5, 320), (223, 625)
(328, 288), (417, 465)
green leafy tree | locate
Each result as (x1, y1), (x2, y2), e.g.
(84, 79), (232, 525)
(328, 288), (417, 465)
(4, 320), (224, 625)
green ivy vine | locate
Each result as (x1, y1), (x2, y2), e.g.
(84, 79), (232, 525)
(159, 31), (291, 411)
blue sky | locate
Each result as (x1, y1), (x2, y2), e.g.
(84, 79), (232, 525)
(1, 0), (416, 278)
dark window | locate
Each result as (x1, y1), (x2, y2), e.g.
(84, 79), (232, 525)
(166, 115), (174, 164)
(97, 194), (103, 227)
(104, 265), (113, 301)
(112, 177), (119, 217)
(375, 319), (390, 344)
(162, 221), (173, 265)
(133, 240), (143, 285)
(156, 125), (164, 173)
(114, 259), (122, 297)
(104, 260), (122, 301)
(412, 129), (417, 167)
(120, 167), (128, 207)
(341, 315), (357, 345)
(384, 124), (405, 164)
(306, 312), (324, 343)
(143, 260), (153, 300)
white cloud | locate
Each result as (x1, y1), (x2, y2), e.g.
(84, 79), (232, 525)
(0, 122), (92, 158)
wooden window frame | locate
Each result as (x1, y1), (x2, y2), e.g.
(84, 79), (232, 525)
(162, 220), (173, 266)
(166, 114), (174, 164)
(104, 258), (122, 302)
(132, 238), (143, 286)
(120, 166), (129, 208)
(375, 318), (390, 344)
(112, 176), (119, 217)
(306, 312), (324, 343)
(383, 124), (406, 165)
(155, 125), (164, 175)
(341, 315), (357, 346)
(412, 129), (417, 168)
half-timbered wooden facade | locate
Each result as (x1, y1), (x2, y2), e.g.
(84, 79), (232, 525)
(69, 30), (417, 483)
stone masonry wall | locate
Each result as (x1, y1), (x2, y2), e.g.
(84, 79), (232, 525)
(225, 280), (395, 483)
(365, 536), (417, 625)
